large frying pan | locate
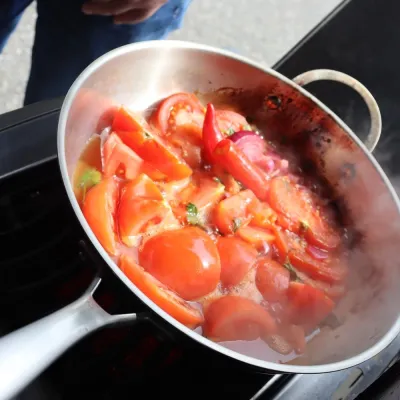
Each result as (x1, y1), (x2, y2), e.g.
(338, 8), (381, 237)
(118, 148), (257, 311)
(1, 41), (399, 400)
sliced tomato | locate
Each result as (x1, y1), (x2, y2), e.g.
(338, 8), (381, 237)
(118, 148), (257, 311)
(103, 132), (164, 181)
(152, 93), (205, 136)
(203, 296), (277, 341)
(255, 257), (290, 302)
(82, 177), (119, 255)
(112, 107), (192, 180)
(216, 110), (249, 135)
(167, 125), (203, 169)
(118, 175), (170, 247)
(217, 236), (258, 288)
(214, 189), (257, 235)
(211, 165), (241, 196)
(273, 227), (346, 284)
(248, 200), (278, 229)
(119, 255), (203, 328)
(139, 227), (221, 300)
(236, 225), (275, 250)
(268, 177), (341, 250)
(287, 282), (334, 327)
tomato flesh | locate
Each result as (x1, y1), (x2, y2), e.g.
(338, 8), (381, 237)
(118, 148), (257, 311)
(273, 227), (346, 284)
(204, 296), (277, 341)
(82, 177), (119, 255)
(255, 257), (290, 302)
(139, 227), (221, 300)
(287, 282), (334, 327)
(216, 110), (249, 134)
(217, 236), (258, 287)
(236, 225), (275, 250)
(118, 175), (170, 247)
(214, 189), (257, 235)
(112, 107), (192, 180)
(269, 177), (340, 250)
(120, 255), (204, 328)
(103, 132), (163, 181)
(152, 93), (205, 136)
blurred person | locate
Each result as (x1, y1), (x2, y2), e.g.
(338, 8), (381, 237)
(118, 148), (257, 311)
(0, 0), (191, 105)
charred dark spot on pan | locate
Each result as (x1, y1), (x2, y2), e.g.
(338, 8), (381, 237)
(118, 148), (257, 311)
(264, 95), (282, 110)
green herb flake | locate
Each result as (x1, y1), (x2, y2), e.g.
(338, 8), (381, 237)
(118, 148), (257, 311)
(144, 131), (152, 139)
(226, 127), (236, 136)
(78, 168), (102, 200)
(283, 258), (300, 281)
(243, 124), (252, 131)
(232, 218), (242, 233)
(213, 176), (222, 184)
(186, 203), (199, 225)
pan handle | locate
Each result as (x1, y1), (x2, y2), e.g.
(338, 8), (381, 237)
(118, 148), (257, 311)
(0, 276), (136, 400)
(292, 69), (382, 153)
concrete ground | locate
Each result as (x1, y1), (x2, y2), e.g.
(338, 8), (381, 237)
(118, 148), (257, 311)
(0, 0), (342, 115)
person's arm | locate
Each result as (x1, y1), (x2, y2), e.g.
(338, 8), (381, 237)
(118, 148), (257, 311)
(82, 0), (168, 24)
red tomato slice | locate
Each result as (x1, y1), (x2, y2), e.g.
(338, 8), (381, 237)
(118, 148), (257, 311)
(273, 227), (346, 284)
(167, 125), (203, 169)
(214, 189), (257, 235)
(82, 177), (119, 255)
(152, 93), (205, 136)
(103, 132), (164, 181)
(287, 282), (334, 327)
(119, 255), (204, 328)
(217, 236), (258, 288)
(255, 257), (290, 302)
(118, 175), (170, 247)
(248, 200), (278, 229)
(139, 227), (221, 300)
(216, 110), (249, 134)
(269, 177), (341, 250)
(204, 296), (277, 341)
(112, 107), (192, 181)
(236, 225), (275, 250)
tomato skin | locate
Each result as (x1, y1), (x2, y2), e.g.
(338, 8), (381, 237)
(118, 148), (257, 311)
(152, 92), (205, 136)
(287, 282), (334, 327)
(214, 189), (257, 235)
(139, 227), (221, 300)
(269, 177), (341, 250)
(217, 236), (258, 288)
(213, 139), (269, 201)
(83, 177), (119, 255)
(204, 296), (277, 341)
(255, 257), (290, 302)
(120, 255), (204, 328)
(236, 225), (275, 250)
(118, 175), (169, 247)
(103, 133), (164, 181)
(112, 107), (192, 181)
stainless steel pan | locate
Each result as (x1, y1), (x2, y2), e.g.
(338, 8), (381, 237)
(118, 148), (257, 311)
(0, 40), (399, 400)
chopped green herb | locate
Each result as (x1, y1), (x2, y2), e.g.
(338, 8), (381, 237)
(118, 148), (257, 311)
(186, 203), (199, 225)
(243, 124), (252, 131)
(78, 168), (102, 201)
(232, 218), (242, 233)
(283, 258), (300, 281)
(213, 176), (222, 184)
(144, 131), (152, 139)
(226, 127), (235, 136)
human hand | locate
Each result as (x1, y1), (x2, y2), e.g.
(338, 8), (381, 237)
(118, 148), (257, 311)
(82, 0), (168, 24)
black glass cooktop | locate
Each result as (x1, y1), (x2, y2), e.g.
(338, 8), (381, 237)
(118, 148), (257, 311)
(1, 0), (400, 399)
